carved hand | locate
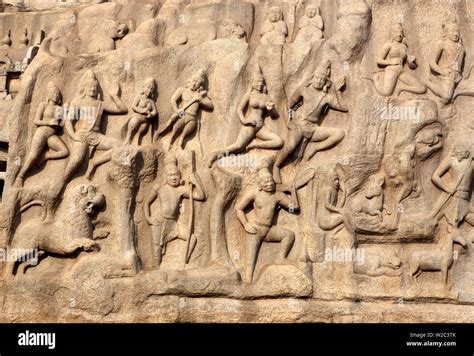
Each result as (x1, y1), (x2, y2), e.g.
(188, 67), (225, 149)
(244, 223), (257, 234)
(335, 76), (346, 91)
(266, 101), (275, 111)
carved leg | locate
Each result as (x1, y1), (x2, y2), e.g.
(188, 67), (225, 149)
(250, 127), (283, 150)
(207, 127), (255, 167)
(246, 233), (263, 283)
(396, 72), (427, 96)
(273, 129), (303, 184)
(53, 141), (89, 196)
(179, 120), (197, 148)
(305, 127), (345, 161)
(170, 119), (186, 146)
(15, 131), (50, 187)
(45, 135), (69, 160)
(137, 122), (150, 146)
(86, 150), (112, 180)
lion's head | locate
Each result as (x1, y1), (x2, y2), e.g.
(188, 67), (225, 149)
(72, 184), (105, 216)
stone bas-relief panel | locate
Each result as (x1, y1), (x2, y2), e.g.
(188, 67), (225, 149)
(0, 0), (473, 323)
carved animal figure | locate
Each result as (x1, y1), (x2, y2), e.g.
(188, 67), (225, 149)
(407, 233), (467, 286)
(5, 184), (105, 276)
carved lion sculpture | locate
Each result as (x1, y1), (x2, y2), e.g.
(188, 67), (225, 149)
(5, 184), (106, 276)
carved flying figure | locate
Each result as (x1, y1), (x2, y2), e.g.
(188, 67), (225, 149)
(370, 23), (426, 97)
(273, 61), (348, 183)
(158, 68), (213, 150)
(207, 75), (282, 167)
(121, 78), (158, 145)
(15, 82), (69, 188)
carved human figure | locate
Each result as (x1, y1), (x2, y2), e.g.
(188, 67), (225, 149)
(431, 143), (474, 233)
(260, 6), (288, 45)
(273, 62), (348, 183)
(371, 23), (426, 97)
(425, 22), (466, 105)
(207, 75), (282, 167)
(318, 166), (346, 231)
(53, 70), (127, 195)
(235, 164), (299, 283)
(15, 82), (69, 187)
(143, 156), (206, 268)
(221, 20), (246, 41)
(121, 78), (158, 145)
(159, 69), (213, 149)
(294, 5), (324, 43)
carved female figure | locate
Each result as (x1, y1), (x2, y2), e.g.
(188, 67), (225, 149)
(372, 23), (426, 97)
(15, 82), (69, 187)
(121, 78), (158, 145)
(207, 75), (282, 167)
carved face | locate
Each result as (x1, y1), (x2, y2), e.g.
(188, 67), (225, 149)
(453, 147), (470, 161)
(252, 77), (265, 92)
(258, 172), (275, 193)
(144, 79), (156, 97)
(392, 26), (404, 42)
(306, 6), (317, 18)
(187, 77), (201, 91)
(311, 75), (326, 90)
(448, 26), (460, 42)
(166, 166), (181, 187)
(85, 80), (98, 99)
(268, 7), (282, 22)
(48, 85), (61, 104)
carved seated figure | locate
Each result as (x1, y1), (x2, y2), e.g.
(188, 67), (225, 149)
(235, 163), (299, 283)
(294, 6), (324, 43)
(15, 82), (69, 188)
(121, 78), (158, 145)
(260, 6), (288, 45)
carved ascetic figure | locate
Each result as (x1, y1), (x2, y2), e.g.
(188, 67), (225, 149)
(54, 70), (127, 194)
(235, 163), (299, 283)
(425, 22), (466, 106)
(144, 156), (206, 268)
(294, 5), (324, 43)
(15, 82), (69, 187)
(371, 23), (426, 97)
(159, 68), (213, 149)
(260, 6), (288, 45)
(207, 75), (282, 167)
(318, 166), (346, 231)
(431, 143), (474, 235)
(121, 78), (158, 145)
(273, 62), (348, 183)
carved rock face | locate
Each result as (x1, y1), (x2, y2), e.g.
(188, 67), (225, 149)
(0, 0), (472, 323)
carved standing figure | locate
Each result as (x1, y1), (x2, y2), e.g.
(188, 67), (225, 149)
(53, 70), (127, 194)
(273, 61), (348, 183)
(207, 75), (282, 167)
(15, 82), (69, 187)
(235, 163), (299, 283)
(121, 78), (158, 145)
(143, 156), (206, 268)
(158, 68), (213, 149)
(260, 6), (288, 45)
(294, 5), (324, 43)
(371, 23), (426, 97)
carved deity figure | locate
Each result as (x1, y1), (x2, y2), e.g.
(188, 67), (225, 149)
(260, 6), (288, 45)
(158, 68), (213, 149)
(425, 22), (466, 105)
(15, 82), (69, 187)
(318, 166), (346, 231)
(431, 143), (474, 232)
(207, 75), (282, 167)
(143, 156), (206, 268)
(121, 78), (158, 145)
(371, 23), (426, 97)
(294, 6), (324, 43)
(273, 61), (348, 183)
(53, 70), (127, 195)
(235, 164), (299, 283)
